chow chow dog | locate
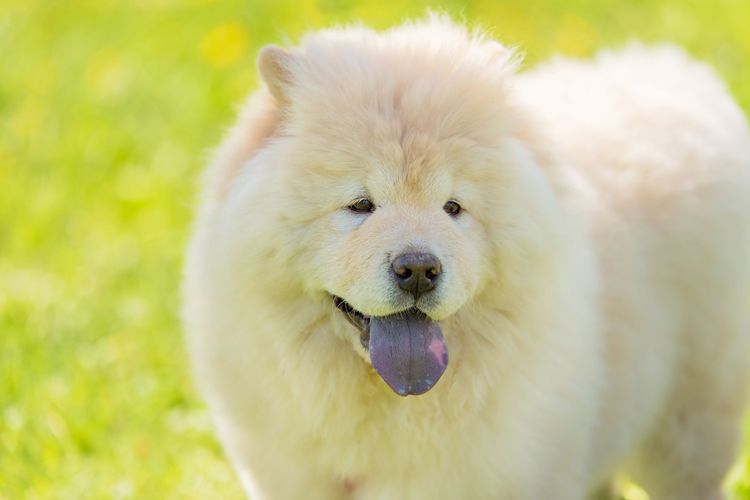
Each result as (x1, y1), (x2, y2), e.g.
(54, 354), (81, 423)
(183, 16), (750, 499)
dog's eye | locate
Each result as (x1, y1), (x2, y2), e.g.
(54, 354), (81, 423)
(348, 198), (375, 213)
(443, 200), (462, 216)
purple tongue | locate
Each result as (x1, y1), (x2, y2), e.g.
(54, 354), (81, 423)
(368, 309), (449, 396)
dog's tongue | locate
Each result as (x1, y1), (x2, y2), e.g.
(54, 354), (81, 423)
(368, 309), (448, 396)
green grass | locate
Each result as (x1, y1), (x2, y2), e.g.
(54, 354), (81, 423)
(2, 0), (749, 498)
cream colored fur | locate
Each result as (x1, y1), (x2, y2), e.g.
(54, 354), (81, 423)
(183, 16), (750, 500)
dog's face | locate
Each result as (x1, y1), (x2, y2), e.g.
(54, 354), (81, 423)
(224, 25), (559, 395)
(294, 132), (492, 323)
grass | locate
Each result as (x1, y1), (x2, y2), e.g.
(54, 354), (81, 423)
(1, 0), (749, 498)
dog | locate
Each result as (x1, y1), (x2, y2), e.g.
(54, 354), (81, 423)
(183, 16), (750, 499)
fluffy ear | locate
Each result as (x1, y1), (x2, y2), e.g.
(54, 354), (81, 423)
(258, 45), (294, 106)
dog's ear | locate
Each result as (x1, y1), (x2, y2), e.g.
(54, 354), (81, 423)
(258, 45), (295, 107)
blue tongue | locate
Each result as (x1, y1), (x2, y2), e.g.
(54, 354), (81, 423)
(368, 309), (449, 396)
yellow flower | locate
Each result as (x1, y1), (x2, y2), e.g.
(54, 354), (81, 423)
(200, 22), (248, 68)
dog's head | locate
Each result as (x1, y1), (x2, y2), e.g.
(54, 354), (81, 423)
(218, 18), (562, 396)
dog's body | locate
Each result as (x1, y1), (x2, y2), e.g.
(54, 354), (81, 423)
(184, 18), (750, 499)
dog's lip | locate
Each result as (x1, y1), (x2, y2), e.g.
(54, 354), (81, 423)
(332, 295), (419, 350)
(332, 296), (371, 349)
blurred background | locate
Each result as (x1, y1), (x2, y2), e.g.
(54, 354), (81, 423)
(2, 0), (749, 498)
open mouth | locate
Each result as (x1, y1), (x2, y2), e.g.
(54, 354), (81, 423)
(332, 295), (449, 396)
(333, 296), (371, 349)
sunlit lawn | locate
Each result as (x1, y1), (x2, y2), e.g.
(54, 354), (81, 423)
(2, 0), (749, 498)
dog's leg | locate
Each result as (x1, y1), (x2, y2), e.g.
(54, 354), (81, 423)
(229, 455), (350, 500)
(215, 425), (349, 500)
(626, 332), (748, 500)
(628, 409), (737, 500)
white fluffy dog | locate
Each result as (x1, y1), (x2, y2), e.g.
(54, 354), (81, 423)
(183, 16), (750, 499)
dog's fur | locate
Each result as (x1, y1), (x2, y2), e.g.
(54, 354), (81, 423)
(183, 17), (750, 499)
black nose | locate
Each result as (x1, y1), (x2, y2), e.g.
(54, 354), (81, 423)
(391, 253), (442, 299)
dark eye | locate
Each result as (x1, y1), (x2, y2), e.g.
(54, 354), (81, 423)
(443, 200), (462, 216)
(348, 198), (375, 213)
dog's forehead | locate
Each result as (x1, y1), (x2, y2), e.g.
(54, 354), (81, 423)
(365, 127), (463, 190)
(282, 37), (515, 196)
(287, 43), (512, 150)
(290, 98), (497, 207)
(292, 81), (492, 181)
(299, 77), (497, 145)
